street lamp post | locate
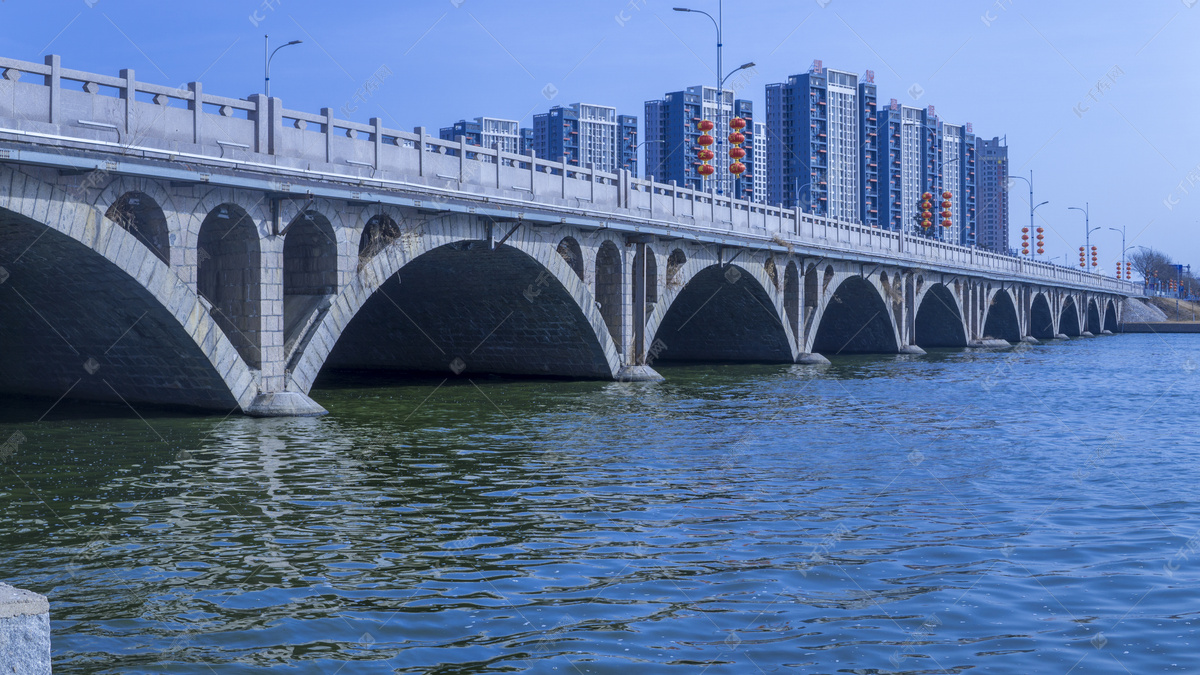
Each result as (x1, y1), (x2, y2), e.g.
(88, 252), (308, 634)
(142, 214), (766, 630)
(264, 35), (303, 99)
(673, 5), (753, 197)
(1069, 203), (1099, 272)
(1007, 171), (1046, 259)
(1107, 225), (1128, 273)
(632, 139), (664, 179)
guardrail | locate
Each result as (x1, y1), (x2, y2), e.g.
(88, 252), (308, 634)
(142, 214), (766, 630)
(0, 54), (1142, 296)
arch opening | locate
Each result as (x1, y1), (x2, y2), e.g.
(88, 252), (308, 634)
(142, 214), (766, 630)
(198, 203), (262, 369)
(358, 213), (400, 262)
(323, 241), (613, 378)
(652, 264), (792, 363)
(596, 241), (623, 353)
(632, 246), (658, 313)
(1030, 294), (1055, 340)
(1104, 300), (1118, 332)
(915, 283), (967, 348)
(784, 261), (800, 346)
(0, 209), (238, 409)
(1060, 297), (1082, 337)
(813, 276), (899, 355)
(1086, 300), (1102, 334)
(557, 237), (584, 281)
(982, 290), (1021, 343)
(105, 191), (170, 264)
(283, 211), (338, 355)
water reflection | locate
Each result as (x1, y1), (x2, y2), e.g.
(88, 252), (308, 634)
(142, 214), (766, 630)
(1, 336), (1199, 672)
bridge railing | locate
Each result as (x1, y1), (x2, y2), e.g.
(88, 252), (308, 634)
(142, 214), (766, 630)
(0, 54), (1142, 296)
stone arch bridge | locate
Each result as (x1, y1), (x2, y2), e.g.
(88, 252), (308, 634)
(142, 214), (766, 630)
(0, 55), (1137, 415)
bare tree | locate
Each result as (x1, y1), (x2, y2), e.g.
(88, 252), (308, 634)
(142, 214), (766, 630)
(1130, 247), (1174, 281)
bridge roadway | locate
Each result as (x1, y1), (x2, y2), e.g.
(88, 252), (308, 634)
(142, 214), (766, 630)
(0, 55), (1140, 415)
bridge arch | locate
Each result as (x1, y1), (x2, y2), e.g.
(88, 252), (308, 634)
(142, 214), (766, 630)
(784, 261), (800, 348)
(0, 165), (257, 410)
(595, 240), (623, 352)
(811, 274), (899, 355)
(982, 288), (1021, 343)
(1104, 299), (1118, 332)
(103, 191), (171, 265)
(1059, 296), (1082, 337)
(197, 203), (263, 368)
(288, 216), (621, 389)
(557, 236), (584, 280)
(1030, 293), (1055, 339)
(648, 260), (794, 363)
(914, 283), (968, 348)
(1086, 299), (1102, 334)
(283, 210), (338, 356)
(358, 212), (401, 261)
(94, 177), (180, 268)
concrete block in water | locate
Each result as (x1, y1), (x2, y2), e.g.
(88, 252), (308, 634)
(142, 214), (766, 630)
(0, 583), (50, 675)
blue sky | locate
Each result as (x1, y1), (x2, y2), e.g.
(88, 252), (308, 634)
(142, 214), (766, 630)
(3, 0), (1198, 269)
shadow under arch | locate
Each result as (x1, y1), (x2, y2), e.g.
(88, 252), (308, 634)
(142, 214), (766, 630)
(106, 191), (170, 264)
(651, 263), (792, 363)
(198, 203), (262, 369)
(982, 289), (1021, 342)
(318, 240), (616, 379)
(0, 207), (245, 410)
(1104, 300), (1118, 332)
(1060, 296), (1082, 336)
(1086, 299), (1102, 334)
(1030, 293), (1055, 339)
(812, 276), (898, 354)
(914, 283), (967, 348)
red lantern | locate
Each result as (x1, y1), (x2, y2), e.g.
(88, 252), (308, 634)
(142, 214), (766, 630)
(697, 149), (715, 161)
(730, 162), (746, 175)
(942, 200), (951, 209)
(729, 147), (746, 159)
(698, 164), (716, 176)
(922, 192), (933, 201)
(697, 134), (714, 147)
(941, 219), (952, 228)
(697, 120), (715, 132)
(1036, 227), (1044, 233)
(728, 132), (745, 145)
(942, 191), (952, 200)
(1037, 248), (1045, 254)
(729, 117), (747, 130)
(922, 219), (932, 228)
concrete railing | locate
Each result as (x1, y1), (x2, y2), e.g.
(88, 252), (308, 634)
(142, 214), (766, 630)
(0, 54), (1141, 296)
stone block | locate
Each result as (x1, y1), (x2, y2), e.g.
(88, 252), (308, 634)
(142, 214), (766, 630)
(0, 583), (51, 675)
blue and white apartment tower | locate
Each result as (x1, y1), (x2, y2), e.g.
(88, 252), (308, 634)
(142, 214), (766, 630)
(532, 103), (638, 175)
(645, 86), (752, 196)
(766, 61), (869, 222)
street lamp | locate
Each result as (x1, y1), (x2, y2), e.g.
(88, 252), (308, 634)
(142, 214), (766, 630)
(674, 5), (753, 196)
(1007, 171), (1046, 259)
(632, 139), (664, 179)
(264, 36), (302, 99)
(1068, 203), (1100, 271)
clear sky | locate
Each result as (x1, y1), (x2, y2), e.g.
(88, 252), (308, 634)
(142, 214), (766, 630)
(3, 0), (1198, 270)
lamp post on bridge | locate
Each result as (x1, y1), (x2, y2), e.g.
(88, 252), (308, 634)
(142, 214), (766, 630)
(1069, 203), (1100, 273)
(1006, 171), (1047, 259)
(673, 4), (754, 197)
(264, 36), (303, 99)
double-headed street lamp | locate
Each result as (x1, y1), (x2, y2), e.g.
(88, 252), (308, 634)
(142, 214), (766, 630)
(1107, 225), (1132, 277)
(1069, 203), (1100, 271)
(265, 36), (303, 99)
(673, 4), (754, 196)
(1007, 171), (1048, 258)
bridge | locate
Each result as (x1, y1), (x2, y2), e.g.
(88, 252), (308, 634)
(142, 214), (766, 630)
(0, 55), (1139, 416)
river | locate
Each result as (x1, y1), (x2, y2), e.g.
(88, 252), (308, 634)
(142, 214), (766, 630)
(2, 333), (1198, 673)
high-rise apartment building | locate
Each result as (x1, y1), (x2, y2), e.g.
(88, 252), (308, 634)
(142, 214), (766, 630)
(766, 61), (869, 221)
(878, 101), (924, 232)
(533, 103), (638, 174)
(439, 117), (521, 154)
(645, 86), (752, 196)
(975, 136), (1009, 253)
(752, 121), (768, 204)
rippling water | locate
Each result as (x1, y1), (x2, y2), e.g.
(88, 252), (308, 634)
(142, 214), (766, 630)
(3, 334), (1200, 673)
